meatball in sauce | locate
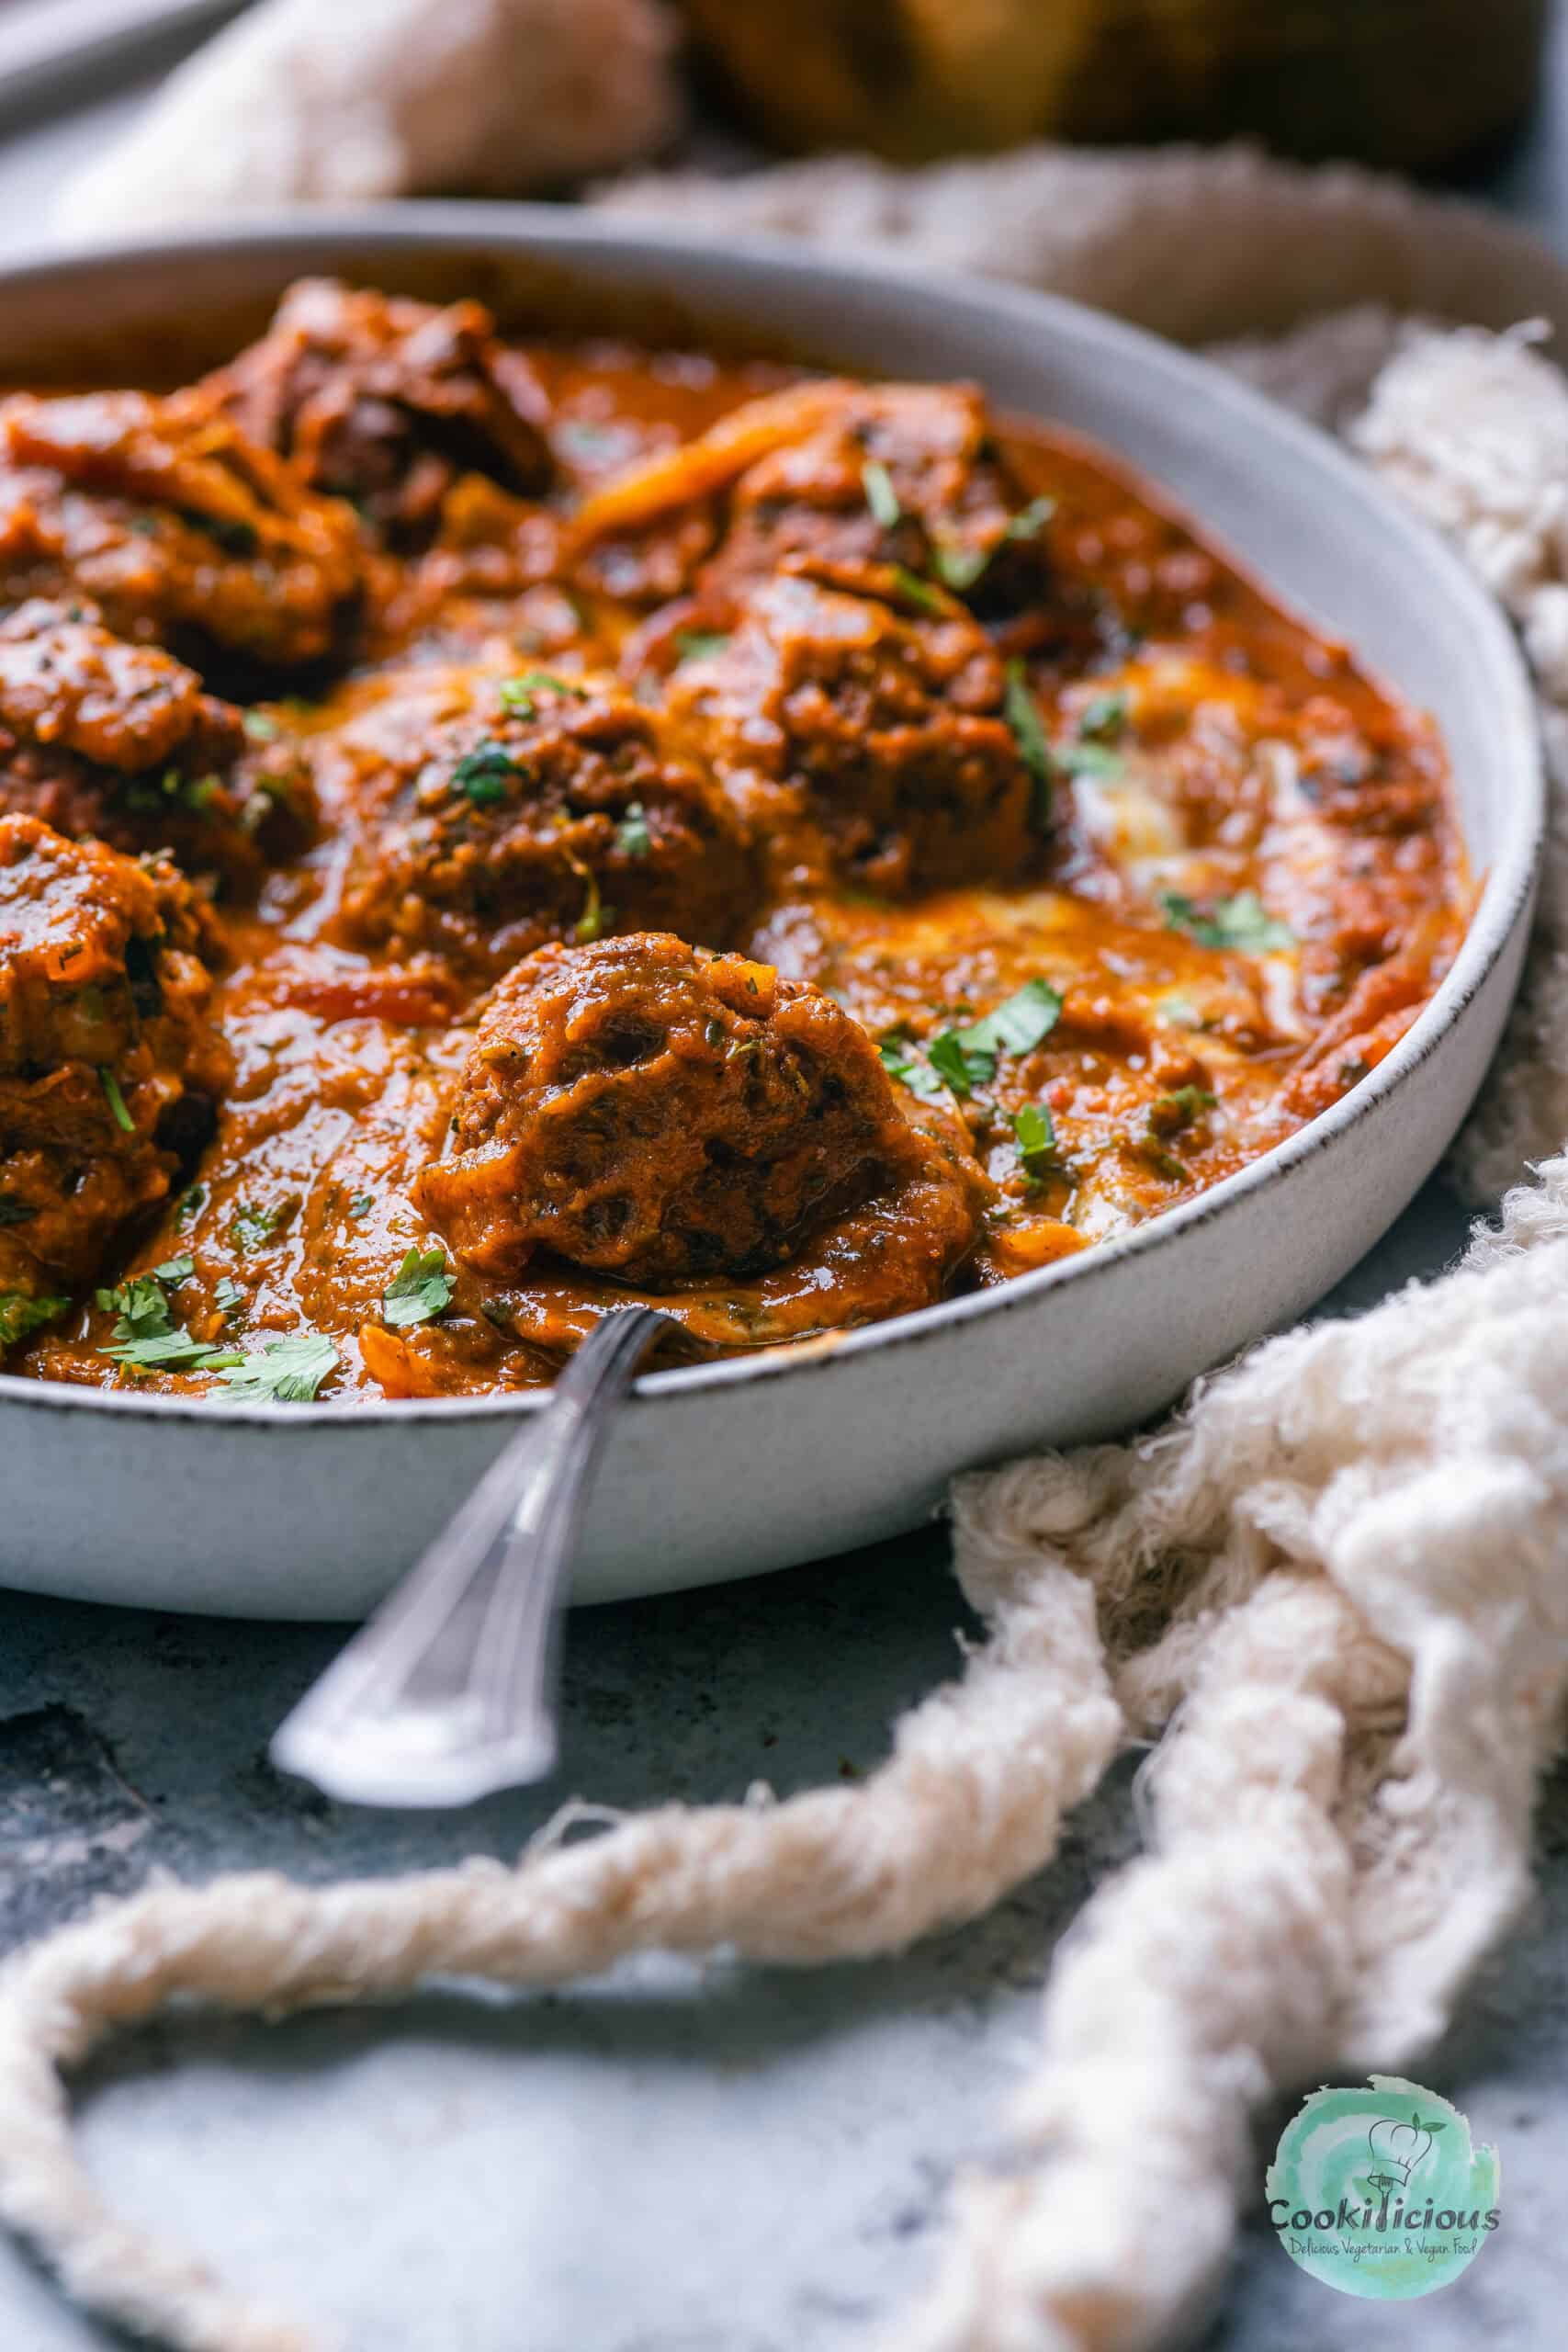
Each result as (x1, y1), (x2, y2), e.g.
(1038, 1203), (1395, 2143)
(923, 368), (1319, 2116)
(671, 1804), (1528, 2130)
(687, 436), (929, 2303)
(3, 292), (1467, 1401)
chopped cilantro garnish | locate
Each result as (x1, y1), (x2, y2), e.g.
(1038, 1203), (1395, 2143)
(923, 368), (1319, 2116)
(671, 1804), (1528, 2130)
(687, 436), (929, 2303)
(212, 1332), (338, 1403)
(175, 1184), (207, 1225)
(967, 978), (1064, 1057)
(935, 978), (1064, 1091)
(347, 1193), (375, 1219)
(1078, 690), (1129, 741)
(1003, 661), (1053, 827)
(0, 1293), (67, 1348)
(1002, 493), (1056, 544)
(127, 765), (222, 817)
(451, 741), (519, 806)
(673, 629), (730, 664)
(1055, 739), (1124, 780)
(98, 1068), (134, 1133)
(889, 565), (946, 616)
(96, 1272), (176, 1344)
(242, 709), (281, 742)
(889, 979), (1063, 1104)
(498, 669), (583, 718)
(877, 1038), (947, 1102)
(214, 1276), (247, 1320)
(926, 1030), (976, 1098)
(931, 541), (989, 593)
(106, 1331), (243, 1374)
(1153, 1085), (1217, 1128)
(1011, 1103), (1058, 1176)
(1160, 890), (1294, 954)
(614, 801), (651, 858)
(382, 1247), (455, 1329)
(572, 864), (609, 944)
(230, 1202), (281, 1252)
(931, 495), (1055, 596)
(1142, 1140), (1190, 1184)
(95, 1261), (236, 1370)
(861, 458), (902, 530)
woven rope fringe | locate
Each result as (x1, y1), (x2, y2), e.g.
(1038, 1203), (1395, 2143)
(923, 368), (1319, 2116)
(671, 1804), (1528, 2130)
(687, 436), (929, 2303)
(3, 319), (1568, 2352)
(0, 1563), (1121, 2352)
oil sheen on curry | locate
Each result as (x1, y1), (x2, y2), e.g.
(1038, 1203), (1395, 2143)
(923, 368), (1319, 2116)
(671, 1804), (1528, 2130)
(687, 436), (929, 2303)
(0, 279), (1467, 1402)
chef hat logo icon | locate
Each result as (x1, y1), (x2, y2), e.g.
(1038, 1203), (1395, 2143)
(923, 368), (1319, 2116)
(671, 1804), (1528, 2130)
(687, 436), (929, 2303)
(1367, 2109), (1446, 2188)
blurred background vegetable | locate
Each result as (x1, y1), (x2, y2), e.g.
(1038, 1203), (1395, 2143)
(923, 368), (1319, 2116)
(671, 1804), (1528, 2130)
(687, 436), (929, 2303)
(678, 0), (1550, 174)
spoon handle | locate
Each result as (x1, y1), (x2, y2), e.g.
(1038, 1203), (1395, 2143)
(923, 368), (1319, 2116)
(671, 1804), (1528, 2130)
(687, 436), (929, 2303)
(270, 1306), (671, 1809)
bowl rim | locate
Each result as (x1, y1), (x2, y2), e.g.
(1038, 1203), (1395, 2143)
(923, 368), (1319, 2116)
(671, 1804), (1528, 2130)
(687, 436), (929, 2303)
(0, 201), (1543, 1430)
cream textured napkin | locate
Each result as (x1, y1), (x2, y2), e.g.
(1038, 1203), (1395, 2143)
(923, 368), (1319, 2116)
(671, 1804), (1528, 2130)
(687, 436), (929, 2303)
(8, 129), (1568, 2352)
(54, 0), (682, 236)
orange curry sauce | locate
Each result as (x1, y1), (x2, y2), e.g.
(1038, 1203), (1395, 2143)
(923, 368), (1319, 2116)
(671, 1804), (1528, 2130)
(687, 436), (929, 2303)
(0, 288), (1467, 1401)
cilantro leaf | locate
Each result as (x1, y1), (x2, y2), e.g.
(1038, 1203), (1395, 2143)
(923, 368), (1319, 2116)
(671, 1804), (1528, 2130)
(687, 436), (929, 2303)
(98, 1067), (134, 1133)
(1152, 1085), (1216, 1130)
(0, 1292), (67, 1348)
(1011, 1103), (1057, 1176)
(1002, 493), (1056, 544)
(1159, 995), (1202, 1030)
(572, 865), (609, 943)
(242, 709), (281, 742)
(888, 564), (947, 616)
(673, 629), (730, 664)
(1003, 661), (1053, 827)
(877, 1038), (947, 1102)
(899, 980), (1065, 1104)
(347, 1192), (375, 1219)
(106, 1331), (244, 1374)
(959, 978), (1064, 1061)
(614, 801), (651, 858)
(1160, 890), (1294, 954)
(382, 1247), (455, 1329)
(498, 670), (583, 719)
(451, 740), (519, 807)
(230, 1202), (282, 1252)
(96, 1272), (176, 1344)
(1055, 740), (1124, 780)
(932, 495), (1055, 595)
(127, 764), (224, 817)
(861, 458), (902, 530)
(214, 1276), (247, 1319)
(96, 1261), (244, 1372)
(931, 540), (989, 593)
(926, 1029), (977, 1099)
(1078, 689), (1128, 741)
(213, 1332), (338, 1403)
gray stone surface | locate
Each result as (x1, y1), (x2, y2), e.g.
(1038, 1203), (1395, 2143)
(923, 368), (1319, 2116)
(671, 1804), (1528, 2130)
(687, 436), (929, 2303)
(2, 22), (1568, 2350)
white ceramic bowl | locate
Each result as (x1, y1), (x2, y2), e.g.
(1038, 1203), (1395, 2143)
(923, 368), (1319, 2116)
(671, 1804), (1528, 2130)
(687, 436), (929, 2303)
(0, 207), (1541, 1617)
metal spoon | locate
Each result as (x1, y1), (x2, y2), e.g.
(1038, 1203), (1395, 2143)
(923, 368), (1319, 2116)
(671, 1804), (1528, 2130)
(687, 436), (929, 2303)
(270, 1306), (672, 1809)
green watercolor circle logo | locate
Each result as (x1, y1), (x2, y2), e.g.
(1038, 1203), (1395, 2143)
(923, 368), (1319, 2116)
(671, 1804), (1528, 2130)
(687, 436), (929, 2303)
(1267, 2075), (1501, 2299)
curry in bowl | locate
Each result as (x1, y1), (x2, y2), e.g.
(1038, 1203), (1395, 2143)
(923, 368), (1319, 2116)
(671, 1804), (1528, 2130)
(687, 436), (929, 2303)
(0, 279), (1465, 1402)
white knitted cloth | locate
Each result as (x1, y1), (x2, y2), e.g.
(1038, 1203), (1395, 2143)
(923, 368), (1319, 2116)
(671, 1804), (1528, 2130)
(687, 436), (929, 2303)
(6, 140), (1568, 2352)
